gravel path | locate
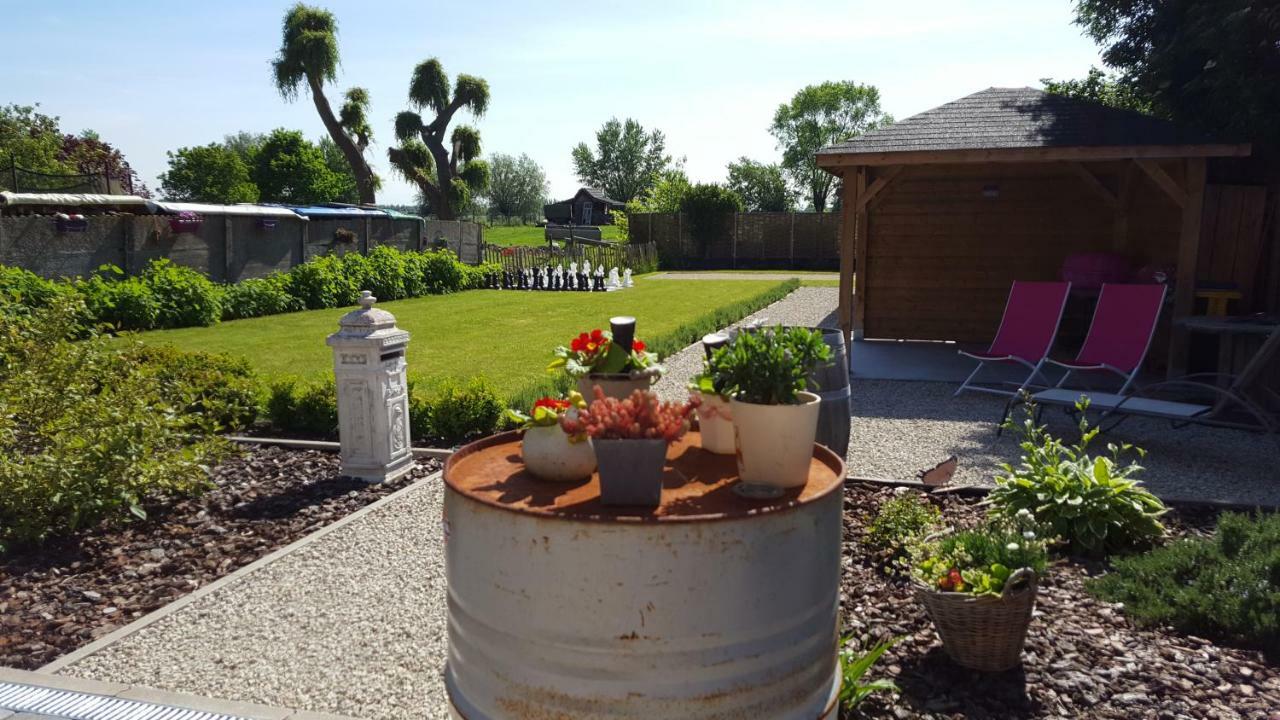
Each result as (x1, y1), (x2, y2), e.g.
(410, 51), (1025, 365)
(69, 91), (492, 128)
(60, 477), (451, 720)
(651, 271), (839, 281)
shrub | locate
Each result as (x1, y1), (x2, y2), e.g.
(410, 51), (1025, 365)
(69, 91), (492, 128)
(125, 344), (260, 430)
(417, 377), (504, 444)
(337, 251), (373, 305)
(76, 268), (160, 331)
(139, 259), (222, 328)
(0, 265), (74, 313)
(989, 400), (1166, 557)
(679, 183), (744, 257)
(265, 377), (338, 437)
(868, 494), (943, 555)
(0, 297), (230, 552)
(1089, 512), (1280, 654)
(364, 245), (409, 301)
(284, 254), (349, 310)
(220, 274), (303, 320)
(459, 260), (500, 291)
(419, 249), (465, 294)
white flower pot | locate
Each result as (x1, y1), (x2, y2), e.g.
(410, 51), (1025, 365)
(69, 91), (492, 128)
(577, 373), (652, 400)
(521, 425), (596, 482)
(730, 391), (821, 489)
(695, 392), (735, 455)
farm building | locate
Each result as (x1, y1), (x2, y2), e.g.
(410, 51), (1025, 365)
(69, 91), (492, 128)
(819, 87), (1267, 375)
(544, 187), (626, 225)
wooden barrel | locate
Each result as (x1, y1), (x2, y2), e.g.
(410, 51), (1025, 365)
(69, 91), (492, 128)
(806, 327), (851, 458)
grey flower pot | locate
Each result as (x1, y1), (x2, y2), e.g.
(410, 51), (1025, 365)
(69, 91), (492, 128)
(594, 438), (667, 506)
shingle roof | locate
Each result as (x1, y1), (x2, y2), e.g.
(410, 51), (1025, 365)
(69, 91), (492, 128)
(579, 187), (625, 206)
(818, 87), (1220, 156)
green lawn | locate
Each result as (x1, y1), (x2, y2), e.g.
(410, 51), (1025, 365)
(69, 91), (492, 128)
(135, 278), (786, 397)
(483, 224), (624, 247)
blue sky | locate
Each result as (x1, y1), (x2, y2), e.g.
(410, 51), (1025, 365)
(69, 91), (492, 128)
(1, 1), (1102, 205)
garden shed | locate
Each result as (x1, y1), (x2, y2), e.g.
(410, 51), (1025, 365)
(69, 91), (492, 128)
(819, 87), (1257, 374)
(544, 187), (626, 225)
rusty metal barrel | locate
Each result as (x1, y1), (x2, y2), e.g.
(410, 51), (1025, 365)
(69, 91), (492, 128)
(443, 431), (845, 719)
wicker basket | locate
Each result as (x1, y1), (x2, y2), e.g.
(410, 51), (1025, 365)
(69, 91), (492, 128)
(915, 568), (1038, 672)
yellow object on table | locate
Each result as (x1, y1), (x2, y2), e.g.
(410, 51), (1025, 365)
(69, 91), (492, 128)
(1195, 288), (1243, 316)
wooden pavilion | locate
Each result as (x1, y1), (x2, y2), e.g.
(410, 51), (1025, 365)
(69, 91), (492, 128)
(819, 87), (1255, 375)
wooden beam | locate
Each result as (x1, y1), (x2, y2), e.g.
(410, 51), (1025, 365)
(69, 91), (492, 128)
(857, 166), (904, 210)
(816, 142), (1252, 169)
(1168, 157), (1208, 377)
(838, 171), (859, 349)
(853, 167), (869, 339)
(1112, 161), (1136, 251)
(1135, 159), (1188, 208)
(1069, 162), (1118, 208)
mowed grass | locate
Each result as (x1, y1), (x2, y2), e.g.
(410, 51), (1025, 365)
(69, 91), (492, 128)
(483, 224), (624, 247)
(134, 278), (785, 397)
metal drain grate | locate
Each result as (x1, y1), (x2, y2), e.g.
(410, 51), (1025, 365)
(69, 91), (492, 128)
(0, 681), (248, 720)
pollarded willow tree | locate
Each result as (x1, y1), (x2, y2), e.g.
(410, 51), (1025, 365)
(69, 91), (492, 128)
(387, 59), (491, 221)
(272, 3), (379, 204)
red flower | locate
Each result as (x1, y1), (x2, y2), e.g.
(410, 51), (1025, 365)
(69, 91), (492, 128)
(533, 397), (571, 412)
(632, 339), (646, 353)
(589, 328), (604, 343)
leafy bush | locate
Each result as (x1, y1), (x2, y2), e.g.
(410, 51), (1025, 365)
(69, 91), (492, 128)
(220, 274), (303, 320)
(0, 265), (75, 313)
(125, 345), (260, 430)
(265, 378), (339, 437)
(838, 636), (899, 710)
(337, 251), (373, 305)
(418, 249), (465, 294)
(868, 494), (942, 555)
(419, 377), (504, 444)
(679, 183), (744, 256)
(907, 515), (1049, 595)
(709, 325), (830, 404)
(77, 268), (160, 331)
(364, 245), (409, 301)
(1089, 512), (1280, 654)
(140, 259), (222, 328)
(990, 400), (1166, 557)
(283, 254), (349, 310)
(0, 297), (230, 552)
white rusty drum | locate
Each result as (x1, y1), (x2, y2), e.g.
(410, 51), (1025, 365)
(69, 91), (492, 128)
(443, 431), (845, 719)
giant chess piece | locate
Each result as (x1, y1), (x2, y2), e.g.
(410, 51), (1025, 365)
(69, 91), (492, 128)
(623, 268), (633, 287)
(609, 267), (621, 289)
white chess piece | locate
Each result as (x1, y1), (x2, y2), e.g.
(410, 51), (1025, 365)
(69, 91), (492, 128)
(623, 268), (633, 287)
(609, 267), (621, 288)
(569, 261), (578, 276)
(582, 260), (592, 277)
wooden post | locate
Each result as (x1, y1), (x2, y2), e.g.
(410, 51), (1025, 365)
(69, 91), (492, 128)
(1113, 162), (1136, 251)
(364, 217), (372, 253)
(853, 168), (869, 338)
(1169, 157), (1208, 376)
(838, 168), (861, 348)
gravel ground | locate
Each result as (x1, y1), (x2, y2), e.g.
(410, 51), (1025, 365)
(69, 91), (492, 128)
(656, 286), (1279, 506)
(650, 271), (839, 281)
(60, 477), (450, 720)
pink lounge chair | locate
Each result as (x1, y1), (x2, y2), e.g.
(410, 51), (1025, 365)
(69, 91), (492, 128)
(954, 281), (1072, 397)
(1045, 283), (1167, 394)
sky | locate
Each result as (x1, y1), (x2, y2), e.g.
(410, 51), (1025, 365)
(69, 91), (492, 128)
(0, 1), (1103, 206)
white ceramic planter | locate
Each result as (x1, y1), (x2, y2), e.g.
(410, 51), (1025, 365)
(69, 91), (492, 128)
(730, 391), (821, 488)
(520, 425), (596, 482)
(577, 374), (652, 400)
(695, 392), (736, 455)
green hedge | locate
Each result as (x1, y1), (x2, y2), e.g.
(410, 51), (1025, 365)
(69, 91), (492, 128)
(0, 247), (500, 332)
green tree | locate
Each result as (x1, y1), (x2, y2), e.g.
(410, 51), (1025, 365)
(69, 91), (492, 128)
(628, 168), (690, 213)
(223, 131), (265, 166)
(1041, 67), (1156, 115)
(1071, 0), (1280, 155)
(726, 157), (793, 212)
(770, 82), (892, 212)
(319, 136), (368, 204)
(679, 183), (744, 256)
(0, 104), (68, 178)
(252, 129), (345, 204)
(272, 3), (378, 204)
(387, 58), (491, 220)
(59, 131), (148, 196)
(485, 153), (547, 223)
(159, 144), (259, 203)
(571, 118), (672, 203)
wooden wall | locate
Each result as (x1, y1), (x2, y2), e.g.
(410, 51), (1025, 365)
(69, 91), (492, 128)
(861, 161), (1183, 343)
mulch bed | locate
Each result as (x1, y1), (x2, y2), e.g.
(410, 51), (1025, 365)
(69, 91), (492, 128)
(0, 444), (439, 671)
(840, 482), (1278, 719)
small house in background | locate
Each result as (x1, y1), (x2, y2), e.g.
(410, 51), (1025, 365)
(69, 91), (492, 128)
(544, 187), (625, 225)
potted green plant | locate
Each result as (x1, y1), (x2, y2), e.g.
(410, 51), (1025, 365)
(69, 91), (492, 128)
(905, 513), (1049, 672)
(548, 317), (663, 399)
(506, 392), (595, 483)
(709, 326), (831, 490)
(559, 388), (693, 506)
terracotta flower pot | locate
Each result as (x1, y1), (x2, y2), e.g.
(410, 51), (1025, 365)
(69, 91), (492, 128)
(695, 392), (735, 455)
(520, 425), (595, 483)
(577, 373), (652, 400)
(730, 391), (820, 489)
(593, 438), (667, 506)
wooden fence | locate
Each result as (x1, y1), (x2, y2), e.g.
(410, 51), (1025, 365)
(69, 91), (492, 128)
(481, 240), (659, 273)
(628, 212), (841, 270)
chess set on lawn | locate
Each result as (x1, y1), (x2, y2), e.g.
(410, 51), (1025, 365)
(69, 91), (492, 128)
(482, 260), (632, 291)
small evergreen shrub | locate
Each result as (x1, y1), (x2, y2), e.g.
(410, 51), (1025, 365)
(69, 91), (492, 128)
(868, 494), (943, 555)
(989, 400), (1166, 557)
(220, 275), (303, 320)
(1089, 512), (1280, 654)
(417, 377), (504, 444)
(140, 259), (222, 328)
(364, 245), (409, 301)
(265, 378), (338, 436)
(125, 345), (260, 431)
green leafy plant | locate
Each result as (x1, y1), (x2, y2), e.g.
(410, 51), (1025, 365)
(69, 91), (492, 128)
(266, 377), (339, 436)
(76, 267), (160, 331)
(418, 377), (504, 444)
(907, 515), (1049, 596)
(125, 345), (260, 431)
(140, 259), (222, 328)
(283, 254), (350, 310)
(990, 399), (1166, 557)
(505, 391), (586, 430)
(220, 274), (304, 320)
(868, 494), (943, 556)
(548, 328), (660, 379)
(679, 182), (743, 257)
(838, 636), (899, 710)
(1089, 512), (1280, 655)
(708, 326), (830, 405)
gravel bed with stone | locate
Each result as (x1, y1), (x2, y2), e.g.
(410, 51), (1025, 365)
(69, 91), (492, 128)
(0, 445), (438, 671)
(840, 482), (1276, 720)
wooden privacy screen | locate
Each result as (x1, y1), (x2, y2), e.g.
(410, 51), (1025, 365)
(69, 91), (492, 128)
(1197, 185), (1268, 311)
